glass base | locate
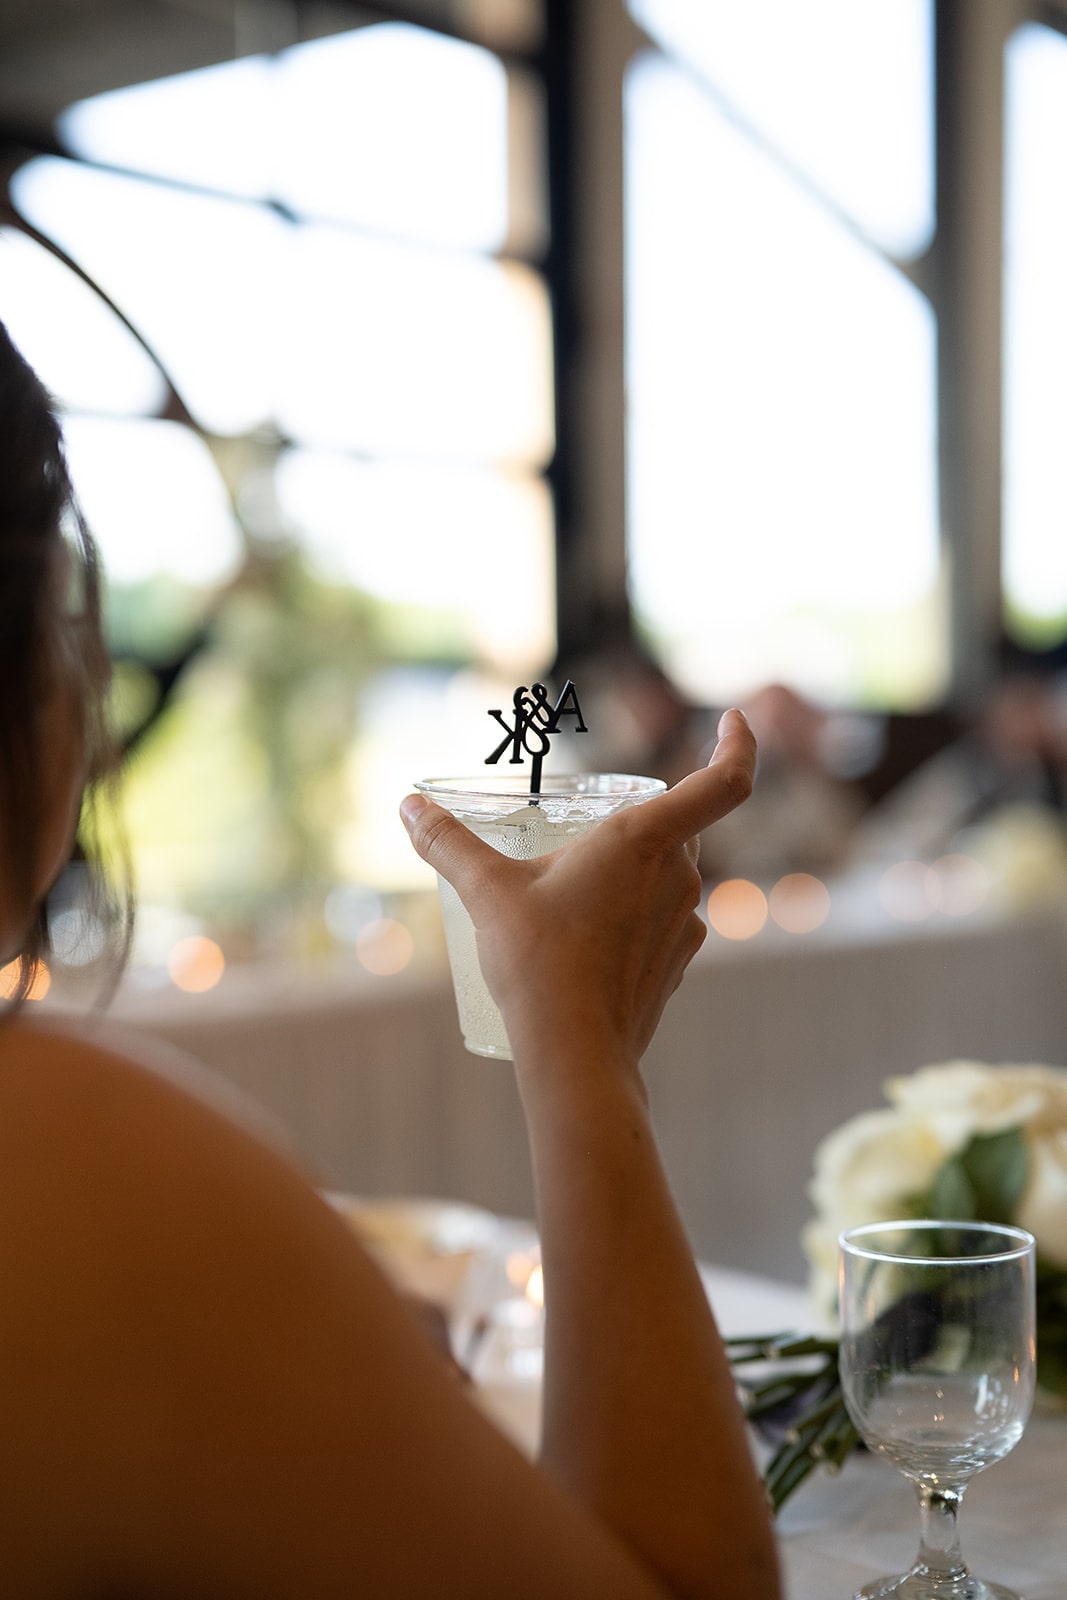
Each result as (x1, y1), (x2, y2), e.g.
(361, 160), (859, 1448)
(856, 1574), (1022, 1600)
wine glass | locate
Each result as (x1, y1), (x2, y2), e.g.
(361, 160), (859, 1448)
(839, 1220), (1036, 1600)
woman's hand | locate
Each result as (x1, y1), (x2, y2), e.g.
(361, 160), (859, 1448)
(401, 710), (779, 1599)
(400, 709), (756, 1069)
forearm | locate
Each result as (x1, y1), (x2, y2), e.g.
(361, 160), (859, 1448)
(399, 710), (771, 1595)
(515, 1032), (781, 1600)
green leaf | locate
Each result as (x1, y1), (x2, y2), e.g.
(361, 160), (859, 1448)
(919, 1128), (1030, 1227)
(925, 1156), (976, 1220)
(1037, 1337), (1067, 1399)
(958, 1128), (1030, 1225)
(1035, 1258), (1067, 1399)
(1037, 1258), (1067, 1309)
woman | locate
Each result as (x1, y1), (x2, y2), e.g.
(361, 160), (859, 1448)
(0, 318), (780, 1598)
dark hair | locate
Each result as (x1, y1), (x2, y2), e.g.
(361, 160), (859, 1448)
(0, 318), (130, 1004)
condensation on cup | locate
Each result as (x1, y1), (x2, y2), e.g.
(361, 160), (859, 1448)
(414, 774), (666, 1058)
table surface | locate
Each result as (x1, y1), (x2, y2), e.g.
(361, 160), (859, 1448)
(776, 1412), (1065, 1600)
(475, 1262), (1067, 1600)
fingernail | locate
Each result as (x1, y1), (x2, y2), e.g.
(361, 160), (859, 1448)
(400, 793), (429, 830)
(718, 707), (745, 737)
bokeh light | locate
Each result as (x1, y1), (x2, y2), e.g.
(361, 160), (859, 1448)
(0, 960), (51, 1001)
(706, 878), (768, 940)
(524, 1262), (545, 1308)
(768, 872), (831, 934)
(878, 859), (937, 922)
(506, 1250), (540, 1293)
(929, 853), (989, 917)
(168, 935), (226, 993)
(324, 885), (383, 944)
(356, 917), (414, 976)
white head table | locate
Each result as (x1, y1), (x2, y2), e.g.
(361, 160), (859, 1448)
(474, 1263), (1067, 1600)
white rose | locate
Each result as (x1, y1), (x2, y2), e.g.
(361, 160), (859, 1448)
(804, 1106), (952, 1326)
(803, 1061), (1067, 1323)
(885, 1060), (1056, 1146)
(1017, 1128), (1067, 1267)
(808, 1106), (951, 1223)
(887, 1063), (1067, 1264)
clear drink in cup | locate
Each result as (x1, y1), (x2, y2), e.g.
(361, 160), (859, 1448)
(414, 773), (666, 1059)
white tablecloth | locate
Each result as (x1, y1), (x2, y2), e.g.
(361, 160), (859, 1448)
(776, 1415), (1066, 1600)
(477, 1263), (1067, 1600)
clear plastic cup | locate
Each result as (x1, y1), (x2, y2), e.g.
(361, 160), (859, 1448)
(414, 773), (666, 1059)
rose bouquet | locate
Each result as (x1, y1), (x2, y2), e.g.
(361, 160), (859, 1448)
(728, 1060), (1067, 1511)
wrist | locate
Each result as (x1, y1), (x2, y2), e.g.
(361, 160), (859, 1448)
(507, 1004), (649, 1111)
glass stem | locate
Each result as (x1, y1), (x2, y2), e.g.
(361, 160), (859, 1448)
(914, 1484), (969, 1579)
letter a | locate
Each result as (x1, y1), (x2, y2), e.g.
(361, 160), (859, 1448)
(549, 679), (588, 734)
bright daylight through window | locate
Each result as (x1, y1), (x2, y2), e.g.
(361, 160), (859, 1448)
(0, 17), (554, 992)
(625, 0), (940, 711)
(5, 1), (1067, 998)
(1004, 21), (1067, 644)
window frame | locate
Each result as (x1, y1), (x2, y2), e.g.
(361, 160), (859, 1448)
(5, 0), (1066, 718)
(563, 0), (1067, 716)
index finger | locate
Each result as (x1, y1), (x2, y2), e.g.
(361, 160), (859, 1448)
(647, 708), (757, 845)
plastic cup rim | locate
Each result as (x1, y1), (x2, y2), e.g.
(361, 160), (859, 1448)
(414, 772), (667, 803)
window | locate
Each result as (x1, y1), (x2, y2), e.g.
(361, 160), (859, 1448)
(623, 0), (1067, 712)
(6, 0), (1067, 986)
(1, 9), (553, 980)
(624, 0), (940, 710)
(1004, 20), (1067, 644)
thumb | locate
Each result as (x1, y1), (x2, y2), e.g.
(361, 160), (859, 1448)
(400, 793), (507, 908)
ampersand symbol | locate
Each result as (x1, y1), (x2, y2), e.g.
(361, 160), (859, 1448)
(484, 679), (588, 793)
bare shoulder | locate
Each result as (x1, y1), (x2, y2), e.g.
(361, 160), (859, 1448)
(0, 1012), (388, 1387)
(0, 1013), (391, 1360)
(0, 1017), (427, 1588)
(0, 1013), (384, 1318)
(0, 1010), (298, 1154)
(0, 1017), (663, 1600)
